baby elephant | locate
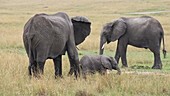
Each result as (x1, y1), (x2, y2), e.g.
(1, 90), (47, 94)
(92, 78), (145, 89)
(80, 55), (121, 79)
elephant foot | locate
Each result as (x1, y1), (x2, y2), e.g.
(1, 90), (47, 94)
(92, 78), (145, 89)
(55, 75), (63, 79)
(33, 74), (42, 79)
(68, 68), (74, 76)
(152, 65), (162, 69)
(122, 65), (128, 68)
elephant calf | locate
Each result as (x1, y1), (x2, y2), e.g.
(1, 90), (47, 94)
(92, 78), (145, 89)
(80, 55), (121, 79)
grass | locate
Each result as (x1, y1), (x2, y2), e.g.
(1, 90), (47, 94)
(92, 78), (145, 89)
(0, 0), (170, 95)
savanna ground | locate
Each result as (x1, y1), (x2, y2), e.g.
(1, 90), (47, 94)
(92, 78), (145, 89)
(0, 0), (170, 96)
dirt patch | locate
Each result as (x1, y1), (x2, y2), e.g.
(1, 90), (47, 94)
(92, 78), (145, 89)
(131, 65), (150, 69)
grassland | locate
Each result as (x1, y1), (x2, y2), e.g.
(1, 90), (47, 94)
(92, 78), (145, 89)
(0, 0), (170, 96)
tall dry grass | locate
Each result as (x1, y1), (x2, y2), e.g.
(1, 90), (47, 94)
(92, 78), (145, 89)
(0, 0), (170, 95)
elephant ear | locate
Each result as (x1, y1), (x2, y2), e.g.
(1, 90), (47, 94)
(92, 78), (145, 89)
(101, 56), (112, 70)
(110, 19), (126, 42)
(71, 16), (91, 45)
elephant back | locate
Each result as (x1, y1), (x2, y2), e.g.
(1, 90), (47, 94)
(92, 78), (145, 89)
(23, 13), (72, 62)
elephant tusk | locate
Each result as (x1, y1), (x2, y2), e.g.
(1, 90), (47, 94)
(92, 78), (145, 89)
(102, 44), (105, 49)
(76, 46), (79, 50)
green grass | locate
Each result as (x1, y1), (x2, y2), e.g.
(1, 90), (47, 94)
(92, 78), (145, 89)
(0, 0), (170, 95)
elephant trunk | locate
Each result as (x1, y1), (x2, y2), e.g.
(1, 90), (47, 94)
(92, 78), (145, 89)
(99, 35), (107, 55)
(116, 67), (121, 75)
(110, 59), (121, 75)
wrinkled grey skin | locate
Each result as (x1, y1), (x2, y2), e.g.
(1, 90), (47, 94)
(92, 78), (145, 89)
(99, 16), (166, 69)
(80, 55), (121, 79)
(23, 12), (91, 78)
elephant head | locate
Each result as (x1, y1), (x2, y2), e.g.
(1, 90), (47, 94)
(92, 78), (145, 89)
(71, 16), (91, 45)
(99, 19), (126, 55)
(101, 56), (121, 75)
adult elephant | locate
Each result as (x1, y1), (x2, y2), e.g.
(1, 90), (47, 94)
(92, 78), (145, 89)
(99, 16), (166, 69)
(23, 12), (91, 78)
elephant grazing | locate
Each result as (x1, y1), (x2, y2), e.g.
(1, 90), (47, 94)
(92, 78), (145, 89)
(23, 12), (91, 78)
(99, 16), (166, 69)
(80, 55), (121, 79)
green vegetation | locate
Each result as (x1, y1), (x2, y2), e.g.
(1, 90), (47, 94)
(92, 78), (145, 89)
(0, 0), (170, 95)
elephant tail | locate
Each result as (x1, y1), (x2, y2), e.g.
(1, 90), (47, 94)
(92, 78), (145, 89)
(162, 32), (166, 58)
(27, 19), (35, 77)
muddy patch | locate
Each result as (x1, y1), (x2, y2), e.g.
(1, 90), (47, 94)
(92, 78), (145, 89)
(131, 65), (150, 69)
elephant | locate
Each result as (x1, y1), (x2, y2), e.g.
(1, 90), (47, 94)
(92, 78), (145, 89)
(80, 55), (121, 79)
(23, 12), (91, 78)
(99, 16), (166, 69)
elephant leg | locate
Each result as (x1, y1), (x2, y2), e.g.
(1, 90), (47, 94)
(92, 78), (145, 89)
(28, 63), (33, 76)
(148, 40), (162, 69)
(149, 46), (162, 69)
(67, 55), (80, 78)
(99, 70), (107, 75)
(37, 61), (45, 77)
(152, 53), (162, 69)
(28, 65), (32, 76)
(68, 64), (74, 76)
(98, 67), (107, 75)
(28, 54), (36, 78)
(28, 61), (36, 78)
(115, 46), (121, 64)
(66, 37), (80, 78)
(53, 55), (62, 78)
(32, 62), (38, 77)
(118, 41), (128, 67)
(67, 53), (80, 78)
